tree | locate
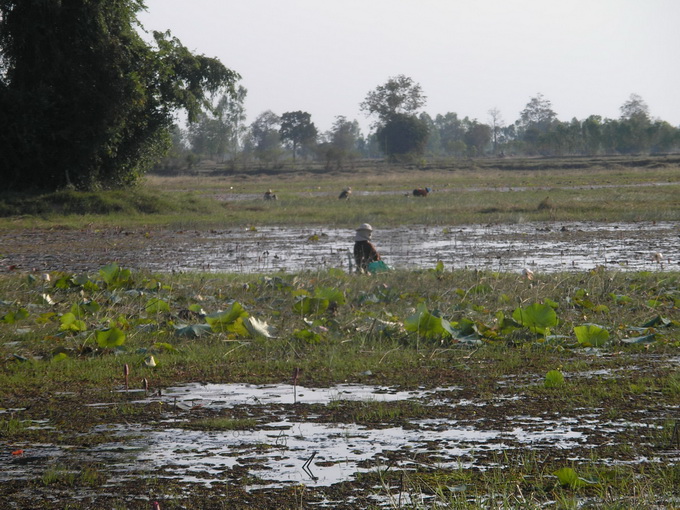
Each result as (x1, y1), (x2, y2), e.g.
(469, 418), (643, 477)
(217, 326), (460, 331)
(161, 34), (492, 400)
(487, 107), (505, 155)
(188, 85), (248, 162)
(360, 74), (427, 125)
(248, 110), (282, 166)
(519, 93), (558, 129)
(435, 113), (466, 157)
(279, 111), (317, 162)
(376, 113), (429, 160)
(582, 115), (603, 155)
(463, 119), (492, 156)
(518, 93), (558, 154)
(620, 93), (650, 121)
(0, 0), (239, 191)
(319, 116), (361, 169)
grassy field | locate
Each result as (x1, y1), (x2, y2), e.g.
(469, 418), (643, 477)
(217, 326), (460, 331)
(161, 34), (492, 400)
(0, 155), (679, 508)
(0, 154), (678, 230)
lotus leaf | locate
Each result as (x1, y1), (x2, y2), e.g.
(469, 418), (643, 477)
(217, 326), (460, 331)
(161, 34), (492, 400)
(154, 342), (179, 353)
(59, 312), (87, 332)
(145, 298), (170, 314)
(99, 263), (132, 288)
(293, 296), (329, 315)
(512, 303), (558, 335)
(314, 287), (346, 305)
(206, 302), (248, 331)
(175, 324), (212, 338)
(96, 327), (126, 348)
(641, 315), (671, 328)
(405, 303), (454, 339)
(610, 293), (632, 304)
(3, 308), (29, 324)
(620, 334), (657, 344)
(293, 328), (322, 343)
(574, 323), (610, 347)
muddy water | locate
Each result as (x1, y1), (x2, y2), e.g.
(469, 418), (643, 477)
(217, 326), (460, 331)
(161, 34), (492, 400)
(3, 380), (679, 507)
(1, 221), (677, 274)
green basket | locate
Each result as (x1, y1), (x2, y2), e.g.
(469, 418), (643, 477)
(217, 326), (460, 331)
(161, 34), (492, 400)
(367, 260), (391, 273)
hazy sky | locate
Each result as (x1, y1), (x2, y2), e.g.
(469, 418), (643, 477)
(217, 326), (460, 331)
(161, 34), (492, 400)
(138, 0), (680, 134)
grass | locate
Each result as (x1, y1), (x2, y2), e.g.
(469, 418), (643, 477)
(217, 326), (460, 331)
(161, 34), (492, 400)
(0, 155), (678, 230)
(0, 266), (678, 507)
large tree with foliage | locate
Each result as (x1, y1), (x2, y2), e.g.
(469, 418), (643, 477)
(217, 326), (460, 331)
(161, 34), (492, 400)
(376, 113), (429, 160)
(188, 86), (248, 161)
(0, 0), (239, 191)
(247, 110), (282, 166)
(361, 75), (428, 159)
(360, 74), (426, 125)
(279, 111), (317, 162)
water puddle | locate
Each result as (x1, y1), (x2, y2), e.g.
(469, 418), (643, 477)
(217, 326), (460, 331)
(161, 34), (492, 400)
(4, 382), (676, 497)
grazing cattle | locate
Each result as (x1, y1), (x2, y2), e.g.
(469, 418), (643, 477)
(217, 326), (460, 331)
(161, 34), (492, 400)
(412, 187), (431, 197)
(264, 189), (277, 200)
(338, 187), (352, 200)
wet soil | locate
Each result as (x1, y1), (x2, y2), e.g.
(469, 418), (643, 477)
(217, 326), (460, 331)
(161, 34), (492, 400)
(1, 221), (677, 275)
(1, 353), (679, 509)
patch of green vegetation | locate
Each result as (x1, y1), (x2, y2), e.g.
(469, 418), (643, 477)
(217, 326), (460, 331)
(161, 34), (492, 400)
(41, 464), (105, 487)
(0, 261), (678, 507)
(1, 155), (679, 229)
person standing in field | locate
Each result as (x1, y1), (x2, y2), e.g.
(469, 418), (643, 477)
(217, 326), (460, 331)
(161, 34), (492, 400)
(353, 223), (381, 273)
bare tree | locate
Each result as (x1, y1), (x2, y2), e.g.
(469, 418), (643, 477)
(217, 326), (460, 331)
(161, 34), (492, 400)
(488, 107), (505, 155)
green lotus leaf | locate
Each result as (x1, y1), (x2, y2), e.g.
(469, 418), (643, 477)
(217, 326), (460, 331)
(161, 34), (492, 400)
(574, 323), (610, 347)
(512, 303), (558, 335)
(145, 298), (170, 314)
(96, 327), (126, 348)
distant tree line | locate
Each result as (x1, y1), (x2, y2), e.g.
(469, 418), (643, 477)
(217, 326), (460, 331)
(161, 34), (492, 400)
(168, 77), (680, 172)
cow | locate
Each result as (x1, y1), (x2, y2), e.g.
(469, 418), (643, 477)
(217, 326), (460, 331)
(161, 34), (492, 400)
(412, 187), (431, 197)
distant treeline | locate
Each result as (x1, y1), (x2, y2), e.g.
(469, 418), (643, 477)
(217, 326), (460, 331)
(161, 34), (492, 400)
(161, 89), (679, 174)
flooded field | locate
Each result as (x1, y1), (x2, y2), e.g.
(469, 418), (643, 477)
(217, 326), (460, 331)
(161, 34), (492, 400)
(3, 363), (680, 508)
(1, 221), (677, 274)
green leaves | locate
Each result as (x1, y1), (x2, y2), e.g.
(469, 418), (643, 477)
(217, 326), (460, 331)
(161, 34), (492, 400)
(574, 324), (610, 347)
(554, 467), (597, 488)
(59, 313), (87, 333)
(293, 287), (346, 315)
(405, 304), (454, 340)
(96, 328), (126, 349)
(145, 298), (170, 314)
(512, 303), (558, 335)
(545, 370), (565, 388)
(2, 308), (29, 324)
(99, 263), (133, 289)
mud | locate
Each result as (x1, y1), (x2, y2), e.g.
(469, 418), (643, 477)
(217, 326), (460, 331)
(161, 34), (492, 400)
(2, 363), (679, 508)
(1, 221), (677, 275)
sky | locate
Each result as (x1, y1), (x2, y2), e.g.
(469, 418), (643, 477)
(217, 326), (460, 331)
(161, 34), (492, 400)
(138, 0), (680, 135)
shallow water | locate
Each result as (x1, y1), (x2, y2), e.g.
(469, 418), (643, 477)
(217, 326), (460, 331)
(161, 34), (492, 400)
(1, 221), (676, 274)
(4, 382), (676, 495)
(139, 221), (678, 274)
